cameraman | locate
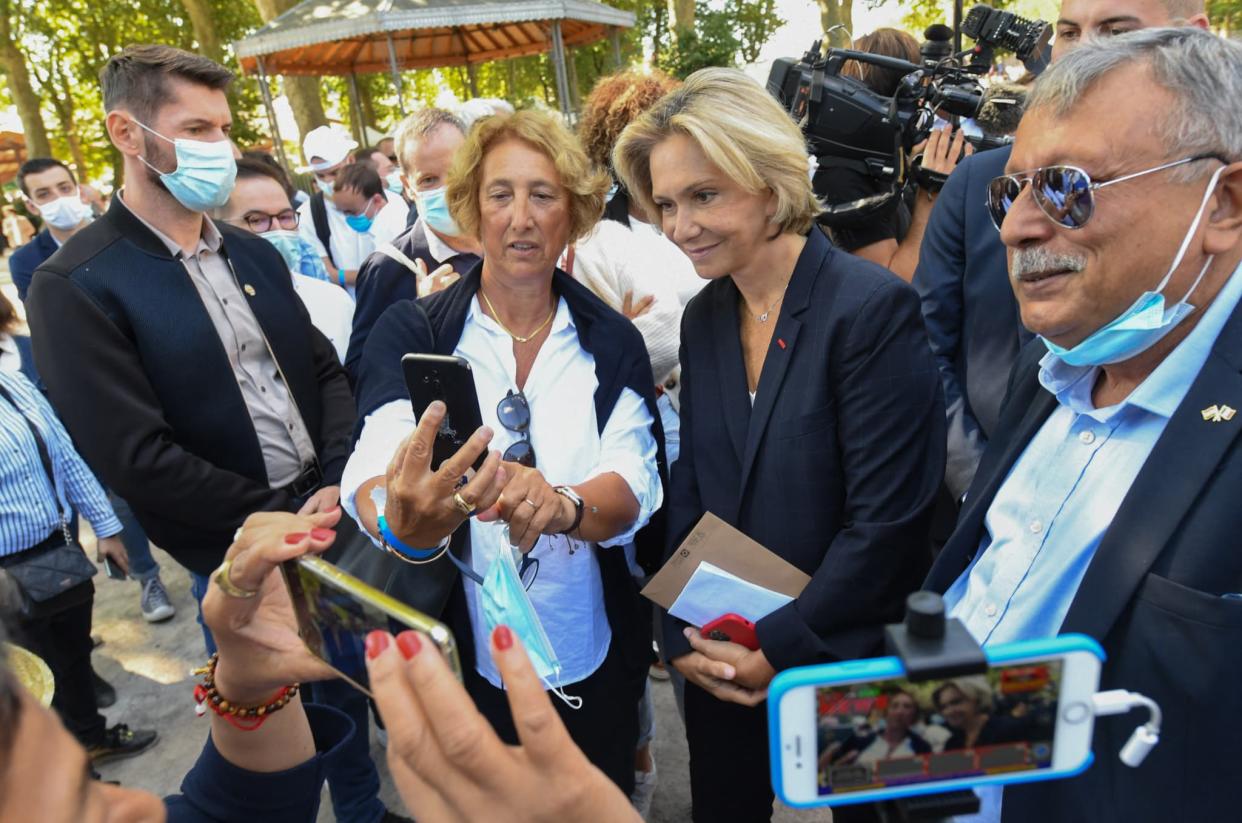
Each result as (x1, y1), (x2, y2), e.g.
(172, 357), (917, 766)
(913, 0), (1210, 500)
(818, 29), (973, 282)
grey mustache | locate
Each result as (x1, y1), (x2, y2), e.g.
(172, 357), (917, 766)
(1011, 248), (1086, 279)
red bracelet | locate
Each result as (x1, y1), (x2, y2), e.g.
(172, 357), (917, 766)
(192, 654), (299, 731)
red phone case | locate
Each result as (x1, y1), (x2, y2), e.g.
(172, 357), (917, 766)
(701, 613), (760, 650)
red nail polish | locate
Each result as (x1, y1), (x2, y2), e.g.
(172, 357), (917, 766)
(396, 630), (422, 660)
(311, 527), (334, 540)
(284, 532), (308, 544)
(365, 631), (389, 660)
(493, 625), (513, 650)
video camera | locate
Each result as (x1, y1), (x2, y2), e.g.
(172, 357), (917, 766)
(767, 4), (1051, 227)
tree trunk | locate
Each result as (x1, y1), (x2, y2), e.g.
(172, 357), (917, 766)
(0, 8), (51, 158)
(668, 0), (695, 35)
(252, 0), (328, 146)
(178, 0), (224, 63)
(814, 0), (855, 47)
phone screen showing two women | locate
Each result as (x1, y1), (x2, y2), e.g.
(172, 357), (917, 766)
(816, 661), (1061, 797)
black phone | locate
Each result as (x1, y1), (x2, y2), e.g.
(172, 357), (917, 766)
(401, 354), (486, 472)
(103, 556), (127, 581)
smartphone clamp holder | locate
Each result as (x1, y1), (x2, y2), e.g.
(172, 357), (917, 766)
(878, 591), (989, 822)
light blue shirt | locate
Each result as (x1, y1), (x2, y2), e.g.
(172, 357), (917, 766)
(0, 370), (122, 554)
(944, 262), (1242, 821)
(946, 262), (1242, 641)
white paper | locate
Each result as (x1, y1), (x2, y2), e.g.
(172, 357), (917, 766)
(668, 561), (794, 628)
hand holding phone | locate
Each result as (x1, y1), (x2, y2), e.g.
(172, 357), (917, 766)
(402, 354), (487, 473)
(702, 613), (760, 651)
(769, 635), (1104, 808)
(379, 391), (507, 553)
(281, 555), (462, 695)
(103, 556), (127, 581)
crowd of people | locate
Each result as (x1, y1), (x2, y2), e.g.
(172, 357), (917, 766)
(0, 1), (1240, 821)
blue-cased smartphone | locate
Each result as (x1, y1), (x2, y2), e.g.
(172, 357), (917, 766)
(768, 634), (1105, 808)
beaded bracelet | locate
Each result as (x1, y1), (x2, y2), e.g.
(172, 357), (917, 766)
(192, 653), (299, 731)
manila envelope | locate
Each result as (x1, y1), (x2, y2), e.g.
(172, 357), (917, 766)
(641, 512), (811, 610)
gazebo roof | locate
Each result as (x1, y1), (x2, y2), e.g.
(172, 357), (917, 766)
(233, 0), (634, 75)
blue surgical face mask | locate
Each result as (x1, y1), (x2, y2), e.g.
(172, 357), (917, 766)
(345, 198), (378, 234)
(260, 229), (302, 272)
(132, 119), (236, 212)
(415, 186), (461, 237)
(386, 170), (405, 195)
(478, 525), (582, 710)
(317, 178), (335, 197)
(1041, 165), (1226, 367)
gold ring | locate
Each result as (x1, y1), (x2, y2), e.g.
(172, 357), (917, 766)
(452, 491), (475, 516)
(212, 557), (259, 599)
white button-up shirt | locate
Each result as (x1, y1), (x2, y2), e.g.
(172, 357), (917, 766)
(343, 295), (662, 688)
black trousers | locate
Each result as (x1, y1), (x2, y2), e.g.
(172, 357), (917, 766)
(15, 580), (106, 746)
(685, 680), (774, 823)
(465, 634), (642, 796)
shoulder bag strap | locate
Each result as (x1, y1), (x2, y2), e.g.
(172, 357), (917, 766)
(0, 381), (73, 544)
(310, 192), (336, 269)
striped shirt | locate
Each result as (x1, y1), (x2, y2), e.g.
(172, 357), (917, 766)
(0, 370), (121, 555)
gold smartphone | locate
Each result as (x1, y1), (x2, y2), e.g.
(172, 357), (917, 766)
(281, 555), (462, 694)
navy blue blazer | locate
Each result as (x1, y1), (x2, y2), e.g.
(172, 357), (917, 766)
(926, 302), (1242, 821)
(664, 229), (946, 669)
(9, 229), (58, 303)
(344, 219), (479, 379)
(26, 198), (356, 576)
(914, 145), (1034, 499)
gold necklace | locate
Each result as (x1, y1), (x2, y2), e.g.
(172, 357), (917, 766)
(480, 289), (556, 343)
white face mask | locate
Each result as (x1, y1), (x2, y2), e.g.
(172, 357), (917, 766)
(36, 195), (91, 231)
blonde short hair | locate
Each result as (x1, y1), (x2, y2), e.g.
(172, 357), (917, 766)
(446, 110), (610, 245)
(613, 67), (822, 235)
(933, 677), (994, 714)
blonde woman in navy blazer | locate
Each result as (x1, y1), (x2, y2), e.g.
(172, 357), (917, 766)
(616, 68), (946, 821)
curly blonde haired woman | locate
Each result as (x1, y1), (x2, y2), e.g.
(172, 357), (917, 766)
(342, 110), (667, 794)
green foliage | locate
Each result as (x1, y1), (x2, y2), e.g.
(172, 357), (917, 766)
(658, 4), (742, 78)
(730, 0), (786, 64)
(651, 0), (784, 78)
(6, 0), (269, 186)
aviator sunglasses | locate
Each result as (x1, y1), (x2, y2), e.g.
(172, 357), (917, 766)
(986, 154), (1225, 231)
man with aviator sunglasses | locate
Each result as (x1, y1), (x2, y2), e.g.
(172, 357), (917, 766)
(922, 28), (1242, 823)
(914, 0), (1211, 501)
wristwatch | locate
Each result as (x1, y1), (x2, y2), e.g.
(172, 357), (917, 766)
(552, 485), (585, 535)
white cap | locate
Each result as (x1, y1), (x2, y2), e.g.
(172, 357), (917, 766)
(299, 126), (358, 173)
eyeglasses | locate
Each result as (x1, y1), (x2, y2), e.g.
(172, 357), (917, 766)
(986, 154), (1224, 231)
(237, 209), (300, 233)
(496, 390), (536, 467)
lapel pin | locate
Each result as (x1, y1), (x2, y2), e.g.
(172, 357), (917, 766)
(777, 338), (787, 350)
(243, 284), (256, 297)
(1201, 404), (1236, 422)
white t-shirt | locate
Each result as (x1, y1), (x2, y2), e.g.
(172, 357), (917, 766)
(342, 296), (662, 689)
(297, 191), (410, 276)
(291, 274), (355, 363)
(571, 219), (684, 383)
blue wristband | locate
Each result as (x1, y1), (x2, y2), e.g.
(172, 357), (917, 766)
(337, 268), (347, 287)
(377, 515), (443, 560)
